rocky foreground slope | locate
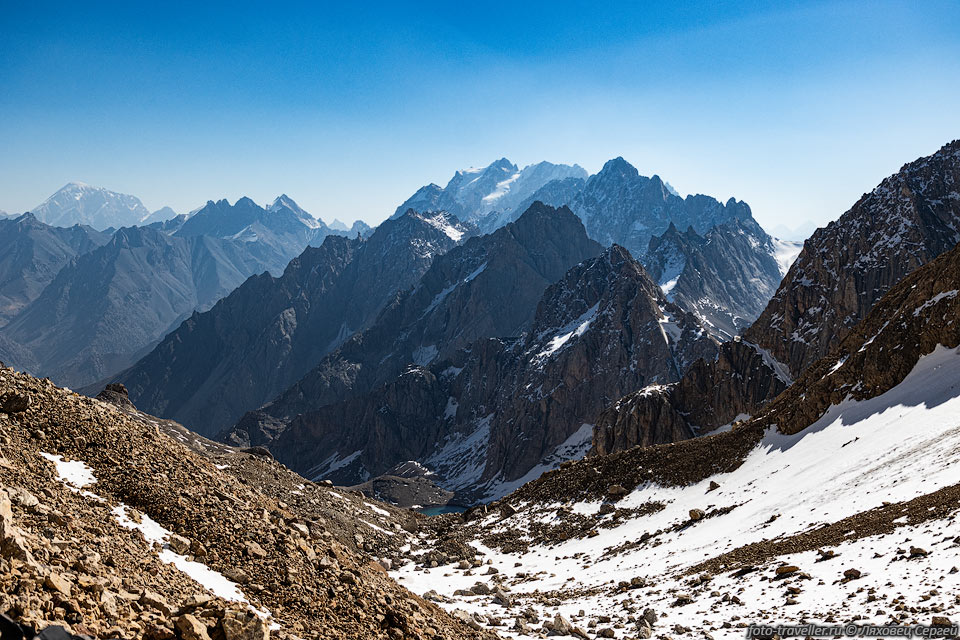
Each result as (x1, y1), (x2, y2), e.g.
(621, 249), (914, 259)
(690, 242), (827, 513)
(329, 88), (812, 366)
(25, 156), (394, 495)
(0, 370), (495, 639)
(392, 235), (960, 638)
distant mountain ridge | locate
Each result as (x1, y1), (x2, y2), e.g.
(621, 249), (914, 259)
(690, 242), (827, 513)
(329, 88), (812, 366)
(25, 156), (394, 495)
(2, 224), (289, 387)
(31, 182), (169, 230)
(394, 159), (588, 228)
(395, 156), (797, 338)
(0, 213), (109, 325)
(115, 210), (475, 435)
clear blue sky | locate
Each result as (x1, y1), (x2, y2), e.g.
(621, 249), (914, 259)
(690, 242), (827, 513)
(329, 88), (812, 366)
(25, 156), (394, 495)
(1, 1), (958, 230)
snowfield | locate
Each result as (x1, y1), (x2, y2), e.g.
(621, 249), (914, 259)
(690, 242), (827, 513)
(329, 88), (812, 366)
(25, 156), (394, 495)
(392, 344), (960, 638)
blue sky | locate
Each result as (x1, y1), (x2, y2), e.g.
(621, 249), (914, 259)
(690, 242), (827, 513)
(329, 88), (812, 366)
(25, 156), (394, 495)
(1, 1), (958, 231)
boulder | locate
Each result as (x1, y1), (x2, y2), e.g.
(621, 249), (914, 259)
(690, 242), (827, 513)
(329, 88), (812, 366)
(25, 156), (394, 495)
(176, 614), (212, 640)
(221, 609), (270, 640)
(0, 391), (30, 413)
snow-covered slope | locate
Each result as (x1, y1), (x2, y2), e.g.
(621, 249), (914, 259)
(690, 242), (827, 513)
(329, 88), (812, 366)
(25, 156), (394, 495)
(394, 159), (587, 226)
(31, 182), (154, 230)
(389, 236), (960, 638)
(395, 344), (960, 637)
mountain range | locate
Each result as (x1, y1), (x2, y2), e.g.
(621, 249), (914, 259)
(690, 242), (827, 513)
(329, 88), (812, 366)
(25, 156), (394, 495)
(114, 210), (474, 434)
(224, 205), (719, 501)
(594, 139), (960, 454)
(397, 156), (800, 338)
(0, 191), (371, 388)
(2, 141), (960, 639)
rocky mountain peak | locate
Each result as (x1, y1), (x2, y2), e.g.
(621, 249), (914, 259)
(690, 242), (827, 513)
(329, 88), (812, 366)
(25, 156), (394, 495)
(743, 139), (960, 377)
(598, 156), (639, 179)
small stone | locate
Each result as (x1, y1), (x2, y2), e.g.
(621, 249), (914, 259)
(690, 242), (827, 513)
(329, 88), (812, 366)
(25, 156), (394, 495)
(775, 565), (799, 576)
(221, 609), (269, 640)
(7, 487), (39, 508)
(224, 567), (251, 584)
(843, 568), (862, 580)
(0, 391), (30, 413)
(606, 484), (629, 498)
(244, 540), (267, 558)
(689, 509), (706, 521)
(909, 546), (929, 557)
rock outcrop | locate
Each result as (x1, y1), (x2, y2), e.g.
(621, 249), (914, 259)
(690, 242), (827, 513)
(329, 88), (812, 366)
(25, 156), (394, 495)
(592, 140), (960, 453)
(744, 139), (960, 377)
(240, 245), (718, 501)
(592, 338), (789, 454)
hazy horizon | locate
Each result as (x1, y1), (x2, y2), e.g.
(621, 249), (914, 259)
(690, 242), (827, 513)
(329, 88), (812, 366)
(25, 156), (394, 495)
(2, 1), (958, 230)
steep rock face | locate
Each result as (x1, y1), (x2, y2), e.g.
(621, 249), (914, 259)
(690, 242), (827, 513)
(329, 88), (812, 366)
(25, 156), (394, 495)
(758, 234), (960, 437)
(2, 226), (281, 388)
(242, 246), (718, 501)
(642, 218), (786, 339)
(30, 182), (152, 230)
(480, 245), (719, 487)
(117, 211), (471, 436)
(232, 203), (604, 437)
(0, 213), (109, 325)
(592, 338), (790, 454)
(744, 140), (960, 377)
(566, 157), (756, 259)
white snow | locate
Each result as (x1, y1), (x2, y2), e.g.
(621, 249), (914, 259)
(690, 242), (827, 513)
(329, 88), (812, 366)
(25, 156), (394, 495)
(40, 452), (276, 625)
(913, 289), (958, 317)
(393, 344), (960, 637)
(422, 213), (465, 242)
(307, 450), (362, 481)
(535, 304), (599, 361)
(742, 338), (794, 385)
(463, 261), (487, 283)
(771, 238), (804, 277)
(482, 423), (595, 502)
(482, 172), (521, 204)
(40, 452), (97, 489)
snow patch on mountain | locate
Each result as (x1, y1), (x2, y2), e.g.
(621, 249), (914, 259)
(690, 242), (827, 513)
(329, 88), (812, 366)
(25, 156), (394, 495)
(393, 343), (960, 636)
(771, 237), (804, 276)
